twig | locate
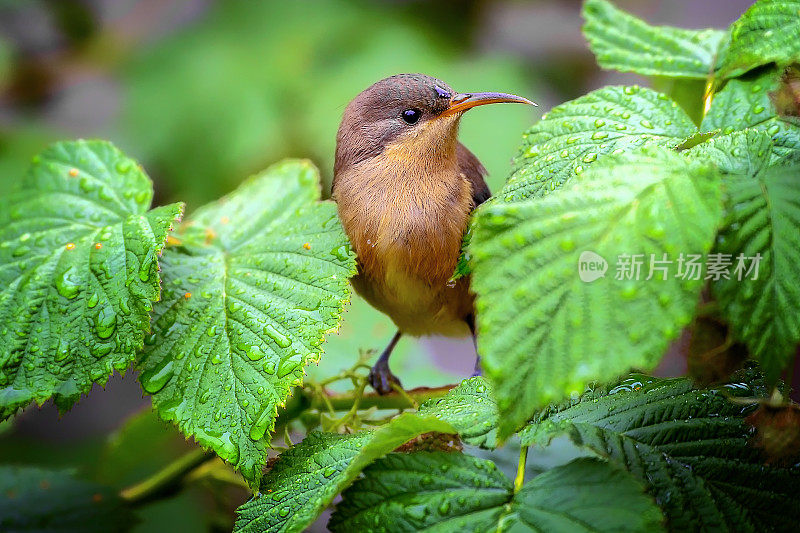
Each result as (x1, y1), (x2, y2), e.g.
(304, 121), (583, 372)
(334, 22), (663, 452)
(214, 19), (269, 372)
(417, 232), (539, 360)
(514, 445), (529, 494)
(309, 385), (454, 412)
(120, 448), (216, 506)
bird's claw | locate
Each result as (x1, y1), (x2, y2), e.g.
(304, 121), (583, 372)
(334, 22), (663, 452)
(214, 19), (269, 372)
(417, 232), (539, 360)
(471, 355), (482, 377)
(368, 363), (403, 395)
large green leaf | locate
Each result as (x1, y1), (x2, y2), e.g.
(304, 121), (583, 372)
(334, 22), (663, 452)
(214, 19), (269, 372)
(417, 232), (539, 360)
(718, 0), (800, 79)
(471, 147), (722, 437)
(0, 140), (182, 420)
(521, 369), (800, 532)
(233, 413), (457, 533)
(500, 86), (696, 202)
(504, 458), (663, 532)
(690, 130), (800, 382)
(137, 159), (356, 488)
(330, 452), (511, 533)
(701, 67), (800, 160)
(582, 0), (727, 79)
(418, 376), (499, 449)
(330, 453), (663, 533)
(0, 465), (136, 532)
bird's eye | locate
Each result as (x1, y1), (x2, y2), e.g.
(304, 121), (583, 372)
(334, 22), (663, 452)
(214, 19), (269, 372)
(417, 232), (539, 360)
(401, 108), (421, 125)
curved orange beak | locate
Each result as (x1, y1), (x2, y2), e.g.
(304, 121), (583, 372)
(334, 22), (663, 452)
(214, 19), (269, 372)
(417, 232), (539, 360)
(439, 91), (537, 117)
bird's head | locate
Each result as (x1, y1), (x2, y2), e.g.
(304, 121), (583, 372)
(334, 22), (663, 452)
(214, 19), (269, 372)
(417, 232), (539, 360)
(334, 73), (535, 174)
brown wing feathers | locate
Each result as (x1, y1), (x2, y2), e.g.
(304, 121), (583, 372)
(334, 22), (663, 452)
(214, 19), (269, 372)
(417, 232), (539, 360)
(457, 143), (491, 207)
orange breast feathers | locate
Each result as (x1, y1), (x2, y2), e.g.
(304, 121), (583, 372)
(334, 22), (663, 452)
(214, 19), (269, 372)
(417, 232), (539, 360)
(334, 151), (474, 287)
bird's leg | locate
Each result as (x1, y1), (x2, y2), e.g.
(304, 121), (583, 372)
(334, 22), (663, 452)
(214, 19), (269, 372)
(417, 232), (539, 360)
(466, 314), (481, 376)
(368, 330), (403, 395)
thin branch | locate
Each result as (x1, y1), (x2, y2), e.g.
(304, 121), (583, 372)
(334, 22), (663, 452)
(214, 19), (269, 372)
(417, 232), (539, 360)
(120, 448), (216, 506)
(309, 385), (454, 412)
(514, 445), (529, 494)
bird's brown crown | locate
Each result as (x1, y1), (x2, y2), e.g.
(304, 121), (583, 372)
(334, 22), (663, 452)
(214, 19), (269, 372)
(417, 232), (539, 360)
(334, 74), (457, 173)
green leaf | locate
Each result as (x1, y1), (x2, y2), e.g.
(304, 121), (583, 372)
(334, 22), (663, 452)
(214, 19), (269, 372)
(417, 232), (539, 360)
(651, 77), (708, 126)
(330, 452), (512, 533)
(471, 147), (723, 437)
(137, 159), (356, 488)
(418, 376), (499, 449)
(690, 130), (800, 382)
(582, 0), (727, 79)
(0, 140), (182, 420)
(0, 465), (136, 532)
(718, 0), (800, 79)
(504, 458), (664, 533)
(233, 413), (457, 533)
(521, 369), (800, 532)
(701, 67), (800, 160)
(330, 453), (663, 533)
(500, 86), (696, 202)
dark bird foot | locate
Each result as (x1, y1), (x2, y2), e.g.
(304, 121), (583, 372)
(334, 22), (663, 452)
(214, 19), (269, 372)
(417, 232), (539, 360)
(471, 355), (483, 377)
(368, 360), (403, 395)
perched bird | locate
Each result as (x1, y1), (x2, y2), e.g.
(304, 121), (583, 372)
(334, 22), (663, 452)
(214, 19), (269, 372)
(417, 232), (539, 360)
(332, 73), (535, 394)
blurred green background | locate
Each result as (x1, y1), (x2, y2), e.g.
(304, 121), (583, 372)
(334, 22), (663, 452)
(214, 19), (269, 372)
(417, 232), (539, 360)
(0, 0), (753, 530)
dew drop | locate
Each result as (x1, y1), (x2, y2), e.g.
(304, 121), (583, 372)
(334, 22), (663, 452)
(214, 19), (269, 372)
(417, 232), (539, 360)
(56, 266), (81, 299)
(277, 358), (298, 378)
(138, 249), (156, 282)
(93, 306), (117, 339)
(141, 360), (175, 394)
(249, 406), (273, 441)
(10, 244), (29, 257)
(87, 292), (99, 308)
(329, 244), (350, 262)
(55, 339), (70, 362)
(263, 324), (291, 348)
(245, 345), (265, 361)
(79, 177), (95, 193)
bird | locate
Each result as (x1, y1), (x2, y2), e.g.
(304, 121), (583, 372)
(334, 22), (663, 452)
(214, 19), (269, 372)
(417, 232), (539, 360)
(332, 73), (535, 394)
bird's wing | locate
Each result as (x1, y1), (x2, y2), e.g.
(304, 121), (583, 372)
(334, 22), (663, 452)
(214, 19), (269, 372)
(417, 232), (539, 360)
(457, 143), (491, 207)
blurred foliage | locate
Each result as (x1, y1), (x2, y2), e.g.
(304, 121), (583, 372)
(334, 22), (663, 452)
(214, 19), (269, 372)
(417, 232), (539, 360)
(119, 0), (539, 208)
(0, 3), (541, 529)
(0, 1), (542, 392)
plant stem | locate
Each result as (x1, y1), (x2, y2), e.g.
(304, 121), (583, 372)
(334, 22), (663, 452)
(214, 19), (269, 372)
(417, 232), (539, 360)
(308, 385), (453, 412)
(514, 445), (529, 493)
(120, 448), (216, 506)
